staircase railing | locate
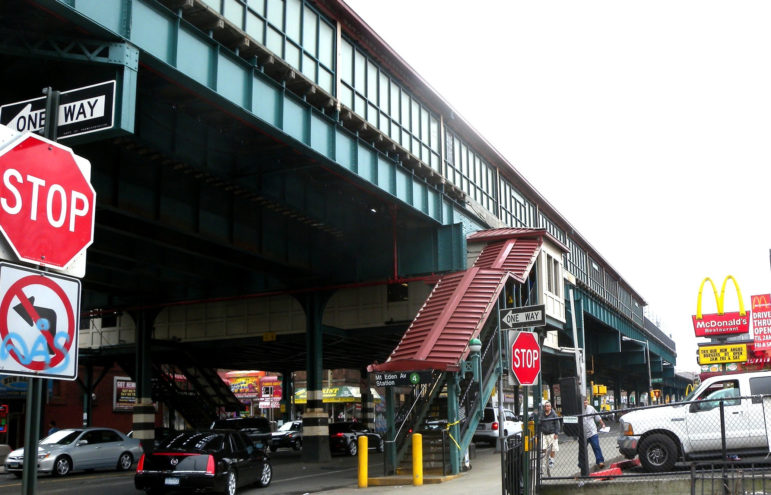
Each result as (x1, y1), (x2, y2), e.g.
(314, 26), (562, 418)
(458, 316), (502, 446)
(391, 370), (447, 470)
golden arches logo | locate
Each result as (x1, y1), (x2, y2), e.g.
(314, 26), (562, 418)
(695, 275), (746, 319)
(752, 294), (771, 312)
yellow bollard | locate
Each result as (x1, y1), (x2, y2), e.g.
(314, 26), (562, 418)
(358, 435), (368, 488)
(412, 433), (423, 486)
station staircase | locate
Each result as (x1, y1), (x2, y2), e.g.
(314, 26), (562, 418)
(372, 229), (547, 475)
(117, 344), (243, 428)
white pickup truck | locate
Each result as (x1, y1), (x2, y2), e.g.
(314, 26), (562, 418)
(618, 370), (771, 471)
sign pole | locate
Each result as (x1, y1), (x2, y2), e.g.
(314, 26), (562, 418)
(22, 87), (61, 495)
(22, 378), (42, 495)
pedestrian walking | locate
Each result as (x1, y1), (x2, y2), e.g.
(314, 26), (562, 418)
(539, 400), (560, 471)
(582, 397), (605, 469)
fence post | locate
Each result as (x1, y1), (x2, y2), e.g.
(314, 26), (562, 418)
(719, 400), (728, 495)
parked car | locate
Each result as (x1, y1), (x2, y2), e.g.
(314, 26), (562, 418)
(270, 420), (302, 452)
(211, 417), (272, 451)
(329, 422), (384, 456)
(4, 427), (143, 477)
(128, 427), (179, 447)
(473, 407), (522, 446)
(135, 429), (271, 495)
(618, 370), (771, 472)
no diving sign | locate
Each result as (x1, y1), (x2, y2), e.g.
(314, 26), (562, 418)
(0, 263), (79, 379)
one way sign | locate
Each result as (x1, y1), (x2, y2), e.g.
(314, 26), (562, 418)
(500, 304), (546, 330)
(0, 80), (115, 139)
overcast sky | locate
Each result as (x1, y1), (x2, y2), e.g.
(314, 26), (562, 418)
(343, 0), (771, 373)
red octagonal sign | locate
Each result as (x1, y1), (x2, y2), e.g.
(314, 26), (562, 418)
(511, 331), (541, 386)
(0, 133), (95, 269)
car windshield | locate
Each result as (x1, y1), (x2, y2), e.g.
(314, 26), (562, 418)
(160, 432), (224, 452)
(212, 417), (270, 433)
(278, 421), (299, 432)
(40, 430), (81, 446)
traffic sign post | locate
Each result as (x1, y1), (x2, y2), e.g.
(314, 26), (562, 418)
(511, 331), (541, 386)
(501, 304), (546, 330)
(0, 81), (115, 140)
(0, 263), (80, 379)
(0, 130), (96, 274)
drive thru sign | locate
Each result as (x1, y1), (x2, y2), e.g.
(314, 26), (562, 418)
(0, 132), (95, 270)
(511, 331), (541, 386)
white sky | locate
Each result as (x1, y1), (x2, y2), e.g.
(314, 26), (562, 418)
(343, 0), (771, 373)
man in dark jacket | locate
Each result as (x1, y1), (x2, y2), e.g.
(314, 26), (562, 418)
(539, 400), (560, 469)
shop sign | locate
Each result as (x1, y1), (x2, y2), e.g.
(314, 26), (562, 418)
(697, 343), (748, 365)
(113, 376), (136, 411)
(751, 294), (771, 351)
(692, 276), (750, 337)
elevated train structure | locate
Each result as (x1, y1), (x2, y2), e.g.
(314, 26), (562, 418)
(0, 0), (686, 467)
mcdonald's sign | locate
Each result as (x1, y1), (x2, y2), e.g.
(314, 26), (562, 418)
(752, 294), (771, 351)
(692, 276), (750, 337)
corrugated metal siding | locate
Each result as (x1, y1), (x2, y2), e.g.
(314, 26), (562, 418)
(473, 238), (541, 279)
(373, 268), (510, 371)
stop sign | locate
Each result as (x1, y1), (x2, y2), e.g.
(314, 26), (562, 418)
(511, 331), (541, 385)
(0, 132), (95, 269)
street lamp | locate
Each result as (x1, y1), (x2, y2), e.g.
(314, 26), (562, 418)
(622, 336), (652, 404)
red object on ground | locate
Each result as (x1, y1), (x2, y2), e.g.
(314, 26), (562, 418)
(589, 466), (622, 479)
(610, 458), (641, 470)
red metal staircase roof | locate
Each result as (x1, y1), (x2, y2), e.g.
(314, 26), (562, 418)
(370, 230), (547, 372)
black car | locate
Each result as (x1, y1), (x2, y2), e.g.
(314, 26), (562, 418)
(328, 422), (384, 456)
(270, 420), (302, 452)
(211, 417), (272, 451)
(135, 430), (271, 495)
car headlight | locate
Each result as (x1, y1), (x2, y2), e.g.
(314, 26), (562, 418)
(38, 452), (51, 460)
(621, 421), (634, 436)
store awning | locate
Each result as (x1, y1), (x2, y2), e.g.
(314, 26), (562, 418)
(294, 386), (381, 404)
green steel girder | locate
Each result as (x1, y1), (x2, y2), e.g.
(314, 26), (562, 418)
(0, 29), (138, 140)
(0, 30), (138, 69)
(40, 0), (474, 236)
(571, 286), (677, 365)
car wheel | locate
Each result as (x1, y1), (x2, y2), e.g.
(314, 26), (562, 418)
(12, 473), (21, 479)
(269, 445), (277, 453)
(638, 433), (677, 472)
(292, 439), (302, 451)
(347, 440), (358, 456)
(256, 460), (272, 488)
(53, 456), (72, 476)
(224, 470), (237, 495)
(117, 452), (133, 471)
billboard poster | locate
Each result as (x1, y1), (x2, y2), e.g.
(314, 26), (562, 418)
(114, 376), (136, 412)
(752, 294), (771, 351)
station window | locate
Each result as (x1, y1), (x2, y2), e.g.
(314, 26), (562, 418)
(546, 254), (562, 297)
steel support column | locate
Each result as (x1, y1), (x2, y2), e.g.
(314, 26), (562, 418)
(300, 291), (333, 463)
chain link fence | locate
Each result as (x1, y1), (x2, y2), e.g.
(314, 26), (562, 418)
(534, 392), (771, 488)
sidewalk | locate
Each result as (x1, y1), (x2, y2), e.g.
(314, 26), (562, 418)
(312, 446), (504, 494)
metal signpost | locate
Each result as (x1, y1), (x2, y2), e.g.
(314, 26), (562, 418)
(0, 86), (97, 495)
(0, 81), (115, 140)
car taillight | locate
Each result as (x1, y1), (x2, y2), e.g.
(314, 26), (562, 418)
(206, 455), (215, 475)
(492, 422), (499, 431)
(334, 433), (345, 438)
(136, 454), (145, 472)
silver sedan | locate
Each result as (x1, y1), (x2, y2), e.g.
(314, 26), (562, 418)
(4, 427), (143, 477)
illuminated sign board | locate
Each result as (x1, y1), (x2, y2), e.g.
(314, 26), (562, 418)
(692, 276), (750, 337)
(751, 294), (771, 351)
(697, 343), (748, 365)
